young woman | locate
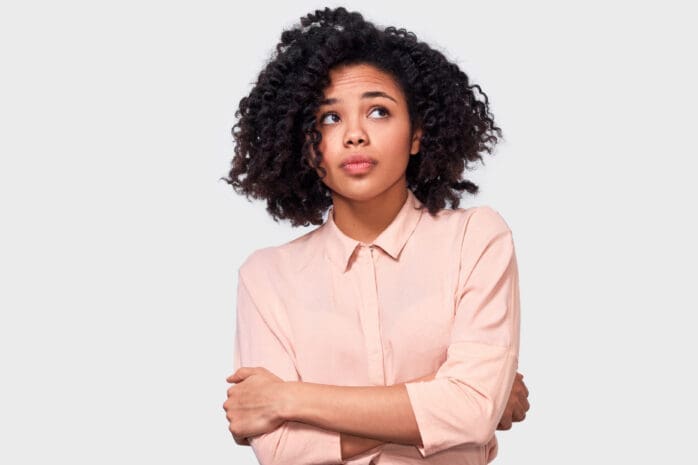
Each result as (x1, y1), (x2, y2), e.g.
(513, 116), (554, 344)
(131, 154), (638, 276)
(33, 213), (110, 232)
(222, 7), (529, 464)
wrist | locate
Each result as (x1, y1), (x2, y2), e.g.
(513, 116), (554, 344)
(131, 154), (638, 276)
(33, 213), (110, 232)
(279, 381), (299, 421)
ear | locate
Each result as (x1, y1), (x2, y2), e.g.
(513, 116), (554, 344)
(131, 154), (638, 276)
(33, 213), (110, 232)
(410, 127), (423, 155)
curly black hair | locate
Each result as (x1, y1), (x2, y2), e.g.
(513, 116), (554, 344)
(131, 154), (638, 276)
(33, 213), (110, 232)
(222, 6), (503, 227)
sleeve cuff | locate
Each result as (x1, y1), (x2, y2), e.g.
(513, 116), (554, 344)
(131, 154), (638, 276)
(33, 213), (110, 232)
(404, 343), (517, 458)
(405, 379), (452, 457)
(249, 421), (343, 465)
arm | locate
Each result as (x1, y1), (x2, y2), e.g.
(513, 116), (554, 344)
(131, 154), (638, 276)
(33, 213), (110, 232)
(228, 270), (343, 465)
(339, 371), (435, 460)
(281, 207), (520, 458)
(282, 380), (423, 447)
(400, 207), (521, 456)
(341, 370), (529, 459)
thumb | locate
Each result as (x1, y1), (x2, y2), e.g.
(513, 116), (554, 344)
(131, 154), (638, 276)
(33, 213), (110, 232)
(227, 367), (252, 383)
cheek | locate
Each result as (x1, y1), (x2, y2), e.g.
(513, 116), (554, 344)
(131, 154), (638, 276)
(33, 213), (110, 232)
(317, 133), (339, 164)
(384, 128), (414, 159)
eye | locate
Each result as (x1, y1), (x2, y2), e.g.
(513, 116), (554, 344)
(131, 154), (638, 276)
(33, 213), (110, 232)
(319, 112), (340, 125)
(369, 107), (390, 119)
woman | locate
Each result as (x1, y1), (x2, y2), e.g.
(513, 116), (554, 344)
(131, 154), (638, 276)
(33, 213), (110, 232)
(222, 7), (529, 464)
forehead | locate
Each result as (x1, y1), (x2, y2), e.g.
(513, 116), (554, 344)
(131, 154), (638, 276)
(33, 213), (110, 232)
(323, 63), (404, 98)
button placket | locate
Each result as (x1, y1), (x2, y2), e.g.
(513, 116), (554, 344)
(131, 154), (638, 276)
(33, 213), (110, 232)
(358, 244), (385, 386)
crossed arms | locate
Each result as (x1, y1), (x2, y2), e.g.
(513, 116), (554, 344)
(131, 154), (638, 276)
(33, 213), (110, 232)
(224, 365), (529, 462)
(224, 208), (528, 463)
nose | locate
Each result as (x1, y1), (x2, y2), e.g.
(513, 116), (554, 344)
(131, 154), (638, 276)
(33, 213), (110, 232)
(344, 118), (368, 147)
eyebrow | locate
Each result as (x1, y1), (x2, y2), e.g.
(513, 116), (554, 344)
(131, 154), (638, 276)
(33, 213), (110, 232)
(319, 91), (398, 106)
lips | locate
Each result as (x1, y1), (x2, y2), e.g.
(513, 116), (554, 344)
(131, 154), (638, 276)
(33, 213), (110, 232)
(340, 154), (377, 167)
(340, 154), (377, 175)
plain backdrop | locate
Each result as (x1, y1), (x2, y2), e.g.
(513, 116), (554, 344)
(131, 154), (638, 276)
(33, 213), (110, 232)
(1, 0), (696, 463)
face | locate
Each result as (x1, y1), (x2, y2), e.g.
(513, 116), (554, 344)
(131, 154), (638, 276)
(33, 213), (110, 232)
(312, 63), (422, 204)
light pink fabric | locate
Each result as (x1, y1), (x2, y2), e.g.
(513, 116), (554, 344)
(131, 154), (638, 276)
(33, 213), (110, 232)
(232, 189), (521, 465)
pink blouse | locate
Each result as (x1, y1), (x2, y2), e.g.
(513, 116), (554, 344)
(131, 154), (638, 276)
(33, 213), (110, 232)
(232, 189), (521, 464)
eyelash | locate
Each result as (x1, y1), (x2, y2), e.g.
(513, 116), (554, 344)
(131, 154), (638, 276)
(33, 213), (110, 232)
(319, 106), (390, 125)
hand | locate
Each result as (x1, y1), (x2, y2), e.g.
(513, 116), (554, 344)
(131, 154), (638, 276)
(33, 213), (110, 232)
(497, 372), (530, 430)
(223, 367), (288, 442)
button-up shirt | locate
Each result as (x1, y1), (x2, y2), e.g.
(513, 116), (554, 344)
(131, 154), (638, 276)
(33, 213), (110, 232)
(232, 189), (521, 464)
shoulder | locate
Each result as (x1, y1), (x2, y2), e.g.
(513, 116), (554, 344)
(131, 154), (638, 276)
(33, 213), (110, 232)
(455, 206), (515, 265)
(238, 225), (324, 282)
(421, 203), (512, 236)
(461, 205), (512, 236)
(431, 205), (514, 256)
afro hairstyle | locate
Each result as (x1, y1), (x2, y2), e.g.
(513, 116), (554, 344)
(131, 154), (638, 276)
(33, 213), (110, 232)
(222, 6), (503, 227)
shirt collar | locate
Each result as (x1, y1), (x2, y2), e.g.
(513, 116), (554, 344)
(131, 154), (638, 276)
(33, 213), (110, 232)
(321, 189), (424, 272)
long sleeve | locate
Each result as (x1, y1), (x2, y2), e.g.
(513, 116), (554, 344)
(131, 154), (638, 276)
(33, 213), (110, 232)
(403, 206), (521, 458)
(233, 267), (343, 465)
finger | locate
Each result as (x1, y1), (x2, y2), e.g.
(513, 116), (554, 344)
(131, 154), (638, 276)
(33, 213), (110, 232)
(498, 417), (512, 430)
(512, 404), (528, 422)
(520, 380), (529, 397)
(521, 395), (530, 411)
(498, 406), (512, 430)
(233, 433), (250, 446)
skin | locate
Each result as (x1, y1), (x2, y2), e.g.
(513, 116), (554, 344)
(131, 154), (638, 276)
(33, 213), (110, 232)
(311, 62), (423, 244)
(224, 368), (529, 459)
(223, 63), (530, 460)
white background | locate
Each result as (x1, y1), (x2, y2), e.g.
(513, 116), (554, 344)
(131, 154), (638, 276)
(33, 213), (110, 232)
(1, 0), (696, 463)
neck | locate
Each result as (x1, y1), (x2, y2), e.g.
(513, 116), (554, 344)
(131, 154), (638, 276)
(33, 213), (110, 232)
(330, 178), (409, 244)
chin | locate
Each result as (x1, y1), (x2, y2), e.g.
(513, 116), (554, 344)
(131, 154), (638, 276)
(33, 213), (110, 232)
(335, 186), (390, 203)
